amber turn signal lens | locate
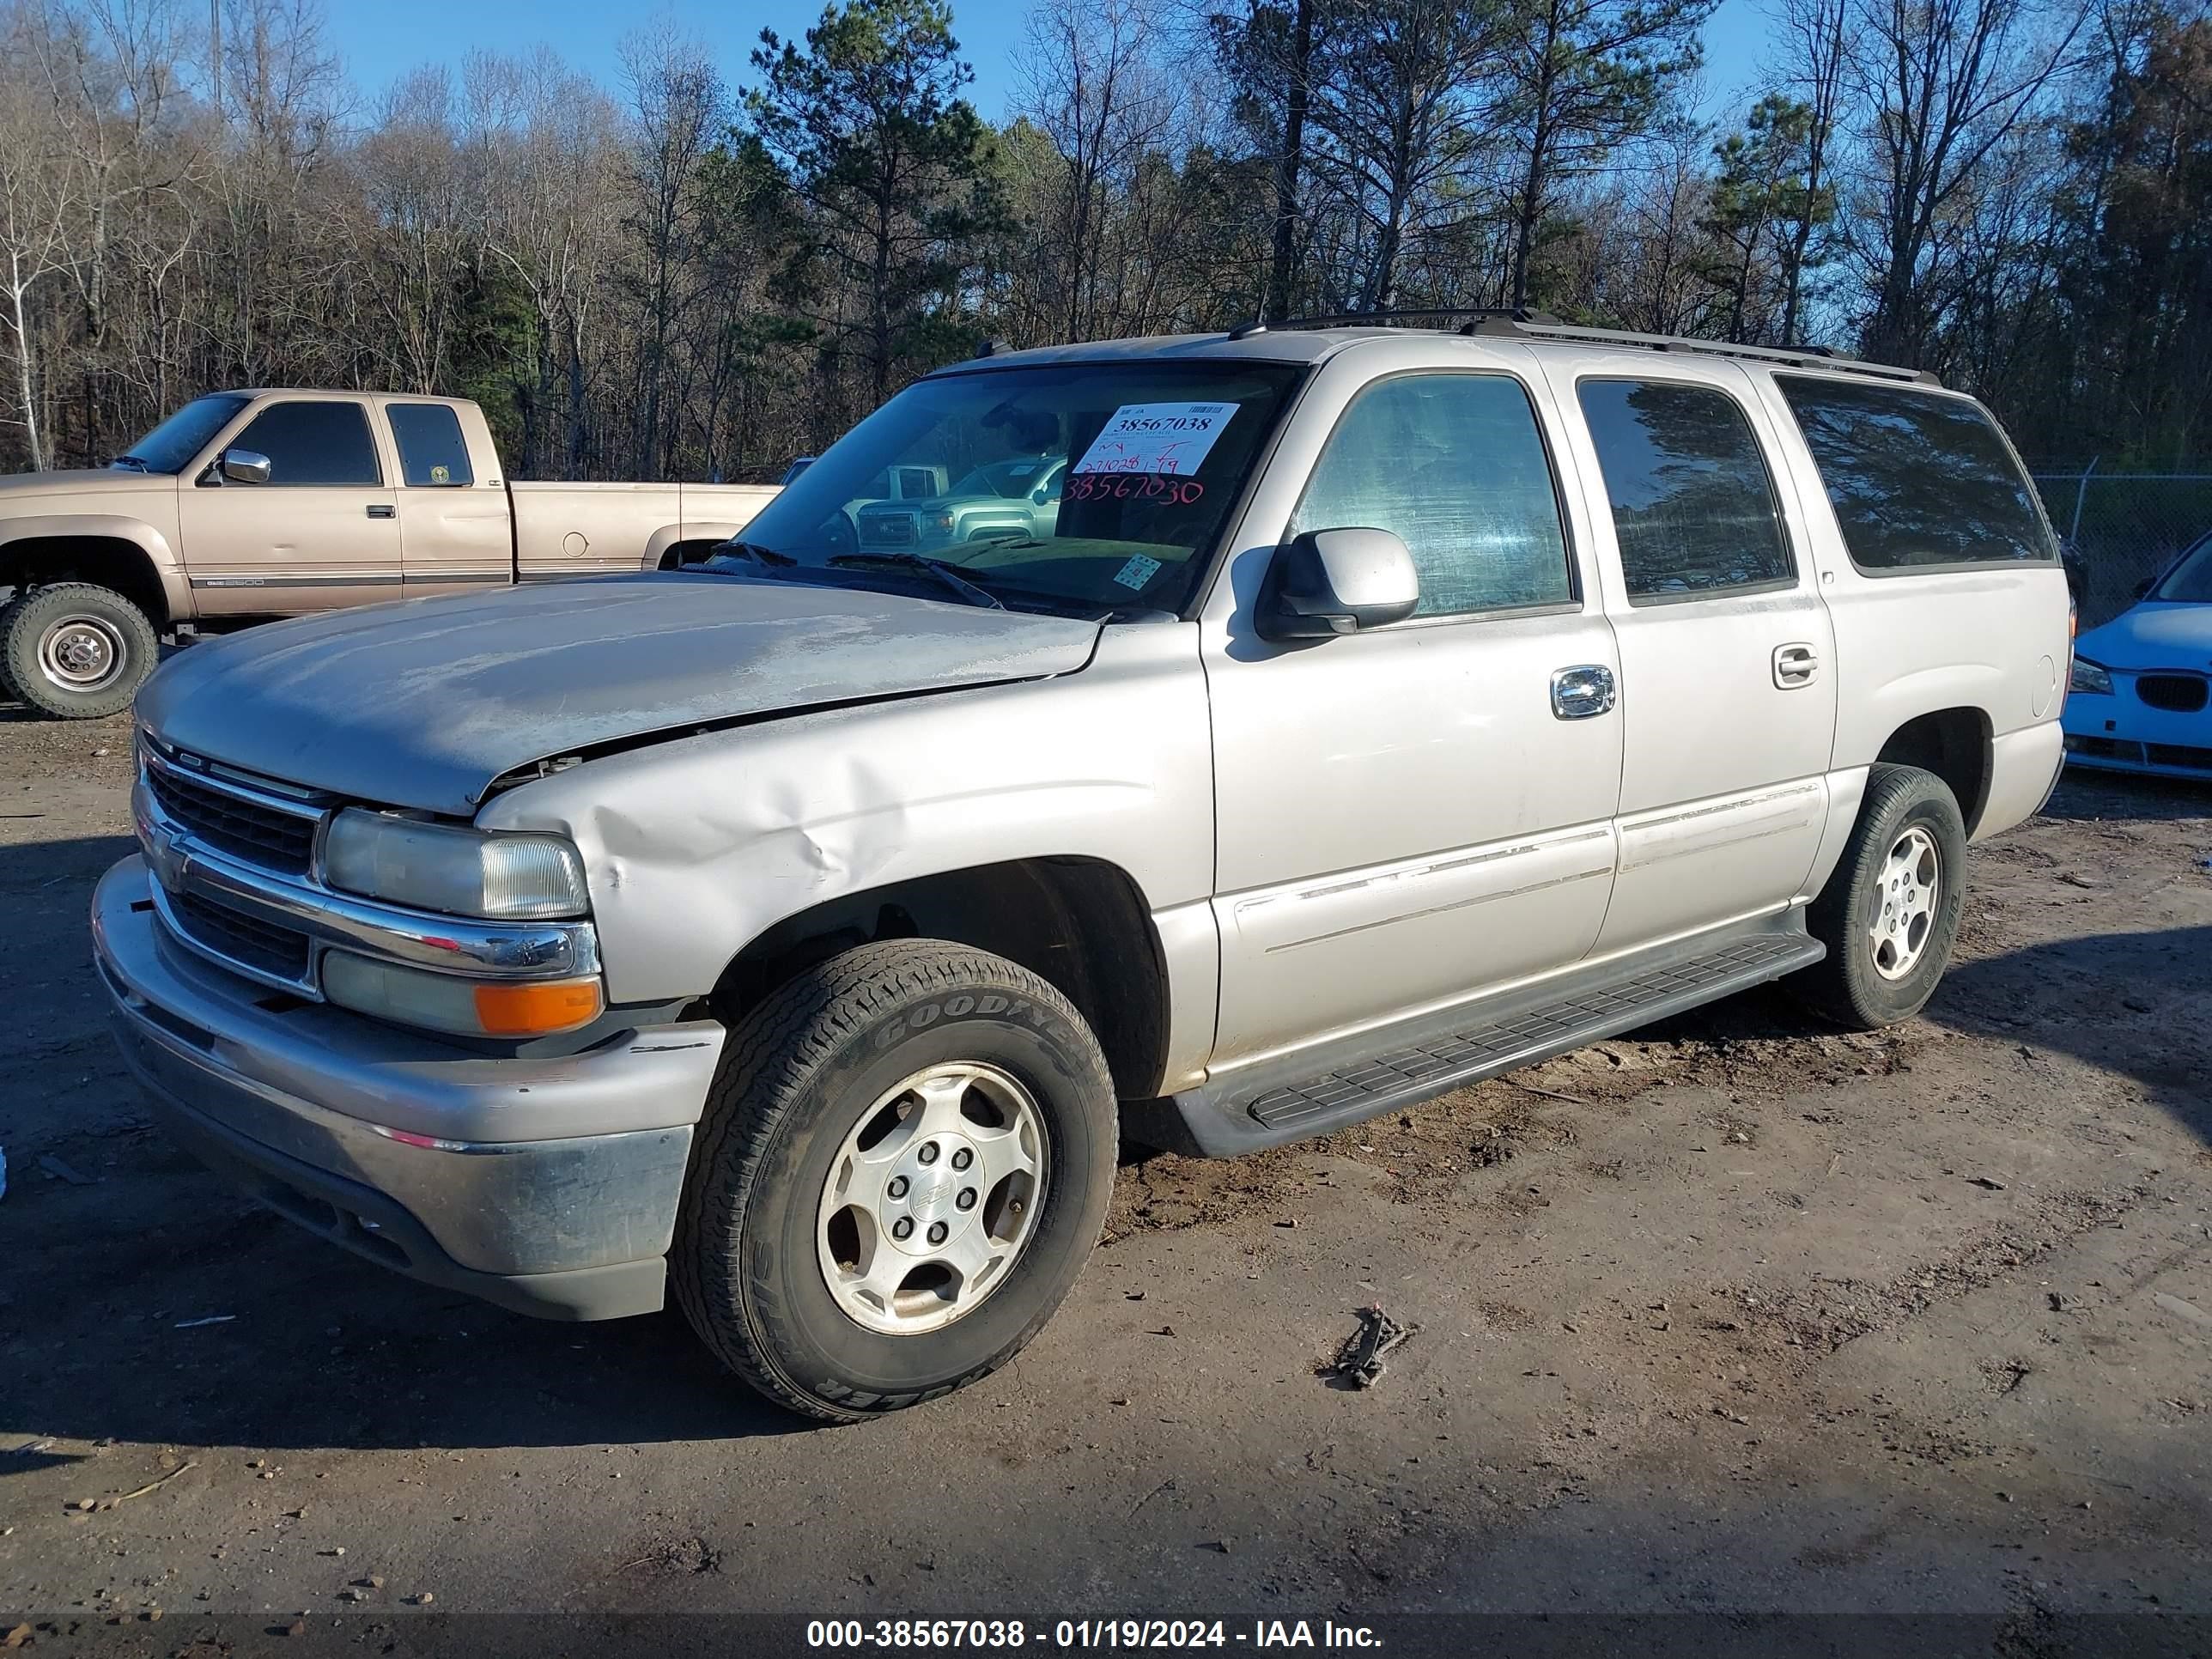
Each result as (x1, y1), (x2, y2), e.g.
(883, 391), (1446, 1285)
(471, 977), (605, 1037)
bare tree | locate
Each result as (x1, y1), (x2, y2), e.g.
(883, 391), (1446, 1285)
(1016, 0), (1183, 340)
(1770, 0), (1848, 339)
(0, 19), (80, 470)
(1304, 0), (1510, 312)
(1497, 0), (1714, 309)
(621, 27), (723, 475)
(1850, 0), (2083, 362)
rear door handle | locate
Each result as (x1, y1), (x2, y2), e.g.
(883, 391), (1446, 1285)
(1773, 642), (1818, 687)
(367, 504), (395, 520)
(1551, 664), (1617, 720)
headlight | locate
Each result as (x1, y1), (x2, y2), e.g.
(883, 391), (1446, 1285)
(2069, 658), (2112, 696)
(322, 810), (587, 919)
(322, 951), (603, 1038)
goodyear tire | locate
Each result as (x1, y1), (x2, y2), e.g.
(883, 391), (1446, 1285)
(2, 582), (160, 720)
(1794, 763), (1969, 1029)
(674, 940), (1117, 1422)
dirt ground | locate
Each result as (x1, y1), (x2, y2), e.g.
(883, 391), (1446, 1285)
(3, 698), (2209, 1654)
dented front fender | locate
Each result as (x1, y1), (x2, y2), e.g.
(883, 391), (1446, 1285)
(474, 623), (1217, 1012)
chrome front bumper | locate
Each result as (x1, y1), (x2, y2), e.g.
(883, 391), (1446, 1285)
(93, 856), (726, 1321)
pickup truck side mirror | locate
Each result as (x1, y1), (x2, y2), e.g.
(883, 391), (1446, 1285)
(217, 448), (272, 485)
(1256, 527), (1420, 640)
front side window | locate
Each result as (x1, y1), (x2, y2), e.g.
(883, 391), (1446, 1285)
(1776, 376), (2057, 570)
(1289, 373), (1572, 617)
(387, 404), (474, 487)
(1577, 379), (1795, 603)
(226, 401), (383, 487)
(722, 362), (1303, 617)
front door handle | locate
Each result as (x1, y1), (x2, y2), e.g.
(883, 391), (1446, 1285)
(1773, 642), (1819, 687)
(1551, 664), (1617, 720)
(367, 504), (395, 520)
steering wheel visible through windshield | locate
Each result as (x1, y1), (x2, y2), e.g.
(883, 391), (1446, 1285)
(712, 361), (1304, 617)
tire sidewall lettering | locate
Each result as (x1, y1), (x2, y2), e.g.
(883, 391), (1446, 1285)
(872, 994), (1054, 1052)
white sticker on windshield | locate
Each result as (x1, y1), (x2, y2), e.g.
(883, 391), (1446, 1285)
(1114, 554), (1163, 590)
(1073, 403), (1237, 477)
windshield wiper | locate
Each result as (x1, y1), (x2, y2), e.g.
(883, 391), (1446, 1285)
(830, 551), (1005, 610)
(110, 454), (149, 471)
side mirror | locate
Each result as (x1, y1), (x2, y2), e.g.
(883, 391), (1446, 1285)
(1256, 527), (1419, 640)
(218, 447), (271, 485)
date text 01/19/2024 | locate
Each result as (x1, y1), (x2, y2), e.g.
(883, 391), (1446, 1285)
(805, 1620), (1384, 1649)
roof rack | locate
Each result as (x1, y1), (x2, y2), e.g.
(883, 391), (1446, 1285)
(1224, 308), (1939, 386)
(1476, 317), (1941, 386)
(1231, 307), (1560, 340)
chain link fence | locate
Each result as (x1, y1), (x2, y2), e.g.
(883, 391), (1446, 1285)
(2030, 469), (2212, 628)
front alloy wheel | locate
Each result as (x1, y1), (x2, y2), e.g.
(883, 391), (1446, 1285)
(675, 940), (1117, 1421)
(816, 1061), (1048, 1334)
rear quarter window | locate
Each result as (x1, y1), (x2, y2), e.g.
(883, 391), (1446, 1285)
(387, 404), (475, 488)
(1776, 376), (2057, 571)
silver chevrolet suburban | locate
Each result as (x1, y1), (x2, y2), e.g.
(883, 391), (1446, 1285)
(93, 317), (2071, 1421)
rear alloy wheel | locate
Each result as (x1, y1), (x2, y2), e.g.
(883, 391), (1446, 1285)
(1868, 824), (1942, 981)
(674, 940), (1116, 1422)
(1795, 763), (1968, 1029)
(2, 582), (161, 720)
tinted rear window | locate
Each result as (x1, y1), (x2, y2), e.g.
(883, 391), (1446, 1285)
(1776, 377), (2055, 569)
(1577, 379), (1794, 602)
(388, 404), (474, 487)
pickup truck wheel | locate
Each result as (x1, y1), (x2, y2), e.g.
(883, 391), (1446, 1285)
(2, 583), (160, 720)
(674, 940), (1117, 1423)
(1794, 763), (1968, 1030)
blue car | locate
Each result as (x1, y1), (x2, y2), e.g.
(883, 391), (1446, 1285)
(2063, 531), (2212, 781)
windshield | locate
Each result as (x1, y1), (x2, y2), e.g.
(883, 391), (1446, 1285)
(114, 393), (251, 474)
(720, 362), (1304, 615)
(2151, 533), (2212, 604)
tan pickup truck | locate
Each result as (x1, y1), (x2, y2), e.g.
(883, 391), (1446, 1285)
(0, 390), (778, 718)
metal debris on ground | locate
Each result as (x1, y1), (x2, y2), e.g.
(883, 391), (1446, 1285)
(1326, 1304), (1418, 1389)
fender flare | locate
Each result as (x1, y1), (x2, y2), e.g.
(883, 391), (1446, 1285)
(0, 514), (188, 624)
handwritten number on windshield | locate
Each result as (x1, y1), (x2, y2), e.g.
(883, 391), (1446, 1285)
(1066, 474), (1205, 504)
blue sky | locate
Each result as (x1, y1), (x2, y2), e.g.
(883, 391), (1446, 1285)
(325, 0), (1781, 129)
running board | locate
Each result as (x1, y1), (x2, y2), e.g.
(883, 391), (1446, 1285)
(1134, 915), (1823, 1158)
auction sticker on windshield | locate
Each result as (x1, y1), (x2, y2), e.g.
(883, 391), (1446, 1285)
(1073, 404), (1237, 477)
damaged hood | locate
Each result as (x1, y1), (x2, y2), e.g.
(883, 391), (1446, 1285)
(137, 574), (1101, 815)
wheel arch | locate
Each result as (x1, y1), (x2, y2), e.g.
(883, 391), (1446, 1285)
(709, 854), (1173, 1102)
(647, 524), (755, 570)
(0, 521), (180, 628)
(1873, 706), (1992, 835)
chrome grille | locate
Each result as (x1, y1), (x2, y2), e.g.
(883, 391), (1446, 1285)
(145, 763), (320, 874)
(859, 513), (917, 545)
(172, 890), (313, 982)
